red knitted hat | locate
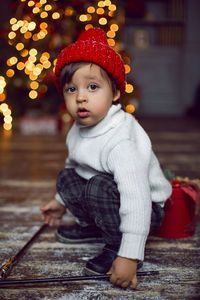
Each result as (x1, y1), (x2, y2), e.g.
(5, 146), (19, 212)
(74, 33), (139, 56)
(54, 27), (126, 95)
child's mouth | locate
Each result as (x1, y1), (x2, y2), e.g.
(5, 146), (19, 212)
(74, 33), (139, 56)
(77, 108), (89, 118)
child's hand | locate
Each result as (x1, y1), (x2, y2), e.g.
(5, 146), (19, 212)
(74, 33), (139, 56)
(40, 198), (66, 227)
(108, 256), (138, 289)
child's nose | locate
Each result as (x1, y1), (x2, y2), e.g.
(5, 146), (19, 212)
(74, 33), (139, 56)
(76, 91), (87, 103)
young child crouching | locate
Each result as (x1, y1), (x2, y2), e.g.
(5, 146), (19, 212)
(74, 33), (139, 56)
(40, 27), (172, 289)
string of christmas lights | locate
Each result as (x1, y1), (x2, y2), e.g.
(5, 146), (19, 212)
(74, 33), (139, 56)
(0, 0), (134, 132)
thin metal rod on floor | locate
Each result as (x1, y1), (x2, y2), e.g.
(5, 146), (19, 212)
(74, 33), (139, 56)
(0, 271), (159, 286)
(0, 224), (47, 280)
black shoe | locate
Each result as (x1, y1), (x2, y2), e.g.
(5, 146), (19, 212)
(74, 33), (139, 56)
(84, 245), (144, 275)
(84, 245), (119, 275)
(55, 223), (103, 244)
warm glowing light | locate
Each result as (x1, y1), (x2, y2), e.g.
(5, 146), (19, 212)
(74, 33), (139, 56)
(6, 69), (15, 77)
(38, 31), (46, 39)
(4, 108), (11, 116)
(43, 61), (51, 69)
(97, 8), (104, 14)
(0, 77), (6, 87)
(29, 90), (38, 99)
(85, 24), (93, 31)
(53, 59), (57, 66)
(110, 24), (119, 31)
(109, 4), (116, 11)
(17, 62), (25, 70)
(45, 4), (52, 11)
(26, 61), (34, 71)
(28, 1), (35, 7)
(125, 64), (131, 74)
(32, 34), (39, 41)
(65, 7), (74, 16)
(126, 84), (134, 93)
(40, 0), (47, 4)
(28, 56), (37, 63)
(36, 63), (43, 70)
(24, 32), (32, 39)
(21, 49), (29, 57)
(10, 57), (18, 65)
(0, 103), (8, 112)
(105, 0), (111, 6)
(17, 20), (24, 27)
(25, 68), (31, 75)
(10, 18), (17, 25)
(4, 115), (13, 123)
(30, 81), (39, 89)
(16, 43), (24, 51)
(29, 74), (38, 81)
(87, 6), (95, 14)
(41, 11), (48, 18)
(0, 86), (5, 92)
(107, 30), (116, 38)
(98, 1), (105, 7)
(126, 104), (135, 114)
(86, 14), (92, 21)
(33, 67), (42, 76)
(3, 123), (12, 131)
(28, 22), (36, 31)
(37, 32), (43, 40)
(40, 22), (48, 29)
(36, 2), (42, 8)
(20, 27), (28, 34)
(0, 77), (4, 82)
(8, 32), (16, 39)
(7, 59), (12, 67)
(42, 52), (50, 59)
(99, 17), (107, 25)
(12, 24), (19, 31)
(52, 12), (60, 19)
(40, 56), (48, 63)
(33, 7), (40, 14)
(0, 94), (6, 102)
(107, 38), (115, 46)
(108, 11), (114, 17)
(79, 14), (87, 22)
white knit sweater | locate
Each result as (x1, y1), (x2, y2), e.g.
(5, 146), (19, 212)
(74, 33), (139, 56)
(56, 104), (172, 260)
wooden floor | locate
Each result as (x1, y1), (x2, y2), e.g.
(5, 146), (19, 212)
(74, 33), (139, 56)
(0, 117), (200, 299)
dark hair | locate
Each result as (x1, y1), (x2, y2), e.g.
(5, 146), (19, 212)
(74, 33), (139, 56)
(60, 62), (118, 97)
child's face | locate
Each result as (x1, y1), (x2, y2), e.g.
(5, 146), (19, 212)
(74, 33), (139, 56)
(63, 63), (120, 126)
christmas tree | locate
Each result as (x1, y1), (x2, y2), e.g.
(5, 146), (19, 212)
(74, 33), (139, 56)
(0, 0), (135, 132)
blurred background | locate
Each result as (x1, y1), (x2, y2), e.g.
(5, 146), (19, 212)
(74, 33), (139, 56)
(0, 0), (200, 135)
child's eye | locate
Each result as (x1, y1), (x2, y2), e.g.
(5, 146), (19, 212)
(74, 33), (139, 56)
(65, 86), (76, 93)
(88, 84), (98, 91)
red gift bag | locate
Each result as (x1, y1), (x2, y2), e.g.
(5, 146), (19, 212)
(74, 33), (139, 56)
(154, 181), (200, 239)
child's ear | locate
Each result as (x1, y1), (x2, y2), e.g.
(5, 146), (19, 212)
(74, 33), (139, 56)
(112, 89), (120, 102)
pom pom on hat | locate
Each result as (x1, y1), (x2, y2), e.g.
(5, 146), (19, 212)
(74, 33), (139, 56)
(54, 27), (126, 95)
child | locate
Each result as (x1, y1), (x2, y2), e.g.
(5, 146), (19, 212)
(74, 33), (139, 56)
(40, 27), (172, 289)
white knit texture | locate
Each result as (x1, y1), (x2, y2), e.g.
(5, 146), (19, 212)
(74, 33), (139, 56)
(57, 104), (172, 260)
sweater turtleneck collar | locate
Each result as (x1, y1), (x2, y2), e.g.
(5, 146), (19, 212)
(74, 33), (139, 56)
(76, 104), (125, 138)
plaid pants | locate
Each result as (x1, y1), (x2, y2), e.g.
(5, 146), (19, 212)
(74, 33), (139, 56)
(56, 168), (164, 246)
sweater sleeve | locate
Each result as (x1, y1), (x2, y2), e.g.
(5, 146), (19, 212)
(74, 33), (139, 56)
(107, 139), (152, 261)
(148, 151), (172, 206)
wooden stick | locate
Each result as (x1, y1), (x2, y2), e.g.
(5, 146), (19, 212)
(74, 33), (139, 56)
(0, 224), (47, 279)
(0, 271), (159, 286)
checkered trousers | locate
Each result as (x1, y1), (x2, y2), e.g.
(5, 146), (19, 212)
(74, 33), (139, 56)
(56, 168), (164, 246)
